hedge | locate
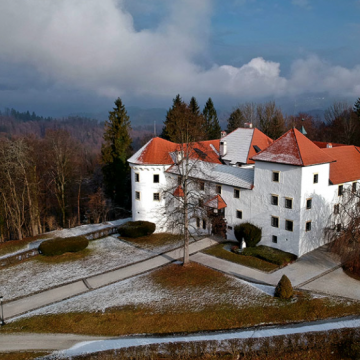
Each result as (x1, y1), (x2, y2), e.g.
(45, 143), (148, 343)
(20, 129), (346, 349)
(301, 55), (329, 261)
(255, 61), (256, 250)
(38, 236), (89, 256)
(118, 221), (156, 238)
(234, 222), (262, 247)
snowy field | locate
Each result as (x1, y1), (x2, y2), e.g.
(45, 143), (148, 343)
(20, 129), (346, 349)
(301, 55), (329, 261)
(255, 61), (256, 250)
(12, 268), (271, 319)
(1, 236), (153, 301)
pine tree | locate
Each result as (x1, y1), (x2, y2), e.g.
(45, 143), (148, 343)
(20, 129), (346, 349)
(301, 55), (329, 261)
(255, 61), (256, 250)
(160, 94), (183, 140)
(354, 97), (360, 119)
(101, 98), (132, 209)
(203, 97), (221, 140)
(189, 96), (200, 116)
(227, 108), (245, 133)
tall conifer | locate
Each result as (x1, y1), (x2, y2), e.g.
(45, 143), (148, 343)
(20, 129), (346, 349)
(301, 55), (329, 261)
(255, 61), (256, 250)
(101, 98), (132, 209)
(203, 97), (221, 140)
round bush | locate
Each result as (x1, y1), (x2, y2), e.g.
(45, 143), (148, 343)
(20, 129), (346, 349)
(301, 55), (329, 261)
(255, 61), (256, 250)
(274, 275), (293, 299)
(38, 236), (89, 256)
(118, 221), (156, 238)
(234, 222), (262, 248)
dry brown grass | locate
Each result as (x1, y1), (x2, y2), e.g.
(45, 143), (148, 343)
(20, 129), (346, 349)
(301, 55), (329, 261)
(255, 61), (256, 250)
(0, 234), (52, 257)
(2, 263), (360, 337)
(203, 242), (278, 272)
(35, 248), (92, 264)
(0, 352), (49, 360)
(119, 233), (183, 250)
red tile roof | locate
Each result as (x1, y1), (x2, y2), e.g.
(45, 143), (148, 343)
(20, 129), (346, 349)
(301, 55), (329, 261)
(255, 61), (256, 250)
(251, 128), (335, 166)
(129, 137), (221, 165)
(205, 194), (227, 210)
(135, 137), (179, 165)
(313, 141), (344, 149)
(322, 146), (360, 185)
(173, 185), (184, 197)
(247, 128), (274, 164)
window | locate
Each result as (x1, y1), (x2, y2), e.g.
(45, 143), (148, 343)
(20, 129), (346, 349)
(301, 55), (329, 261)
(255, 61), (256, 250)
(196, 218), (200, 228)
(313, 174), (318, 184)
(135, 191), (140, 200)
(338, 185), (344, 196)
(336, 223), (341, 232)
(285, 220), (293, 232)
(199, 199), (203, 207)
(216, 185), (222, 194)
(202, 219), (207, 230)
(306, 221), (312, 232)
(271, 195), (279, 206)
(271, 216), (279, 228)
(178, 176), (182, 186)
(353, 182), (357, 193)
(272, 235), (278, 243)
(199, 181), (205, 191)
(334, 204), (339, 214)
(285, 198), (293, 209)
(227, 225), (233, 230)
(153, 193), (160, 201)
(306, 198), (312, 210)
(272, 171), (280, 182)
(234, 188), (240, 199)
(135, 173), (140, 182)
(153, 174), (159, 183)
(236, 210), (242, 219)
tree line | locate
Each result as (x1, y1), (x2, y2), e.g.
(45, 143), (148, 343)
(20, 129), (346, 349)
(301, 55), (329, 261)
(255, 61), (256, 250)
(226, 98), (360, 144)
(1, 95), (359, 242)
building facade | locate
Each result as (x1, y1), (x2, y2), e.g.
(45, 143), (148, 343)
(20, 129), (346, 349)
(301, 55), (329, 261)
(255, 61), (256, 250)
(128, 127), (360, 257)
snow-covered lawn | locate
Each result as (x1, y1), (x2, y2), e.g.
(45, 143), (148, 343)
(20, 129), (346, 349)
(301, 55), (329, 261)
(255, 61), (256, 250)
(13, 266), (270, 318)
(1, 235), (152, 301)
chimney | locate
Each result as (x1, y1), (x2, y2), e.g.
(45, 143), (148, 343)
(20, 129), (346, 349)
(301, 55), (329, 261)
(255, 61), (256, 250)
(220, 130), (227, 138)
(326, 143), (332, 148)
(220, 140), (227, 157)
(244, 122), (253, 128)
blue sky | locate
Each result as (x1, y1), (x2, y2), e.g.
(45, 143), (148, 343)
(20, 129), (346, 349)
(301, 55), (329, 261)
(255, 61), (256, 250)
(0, 0), (359, 117)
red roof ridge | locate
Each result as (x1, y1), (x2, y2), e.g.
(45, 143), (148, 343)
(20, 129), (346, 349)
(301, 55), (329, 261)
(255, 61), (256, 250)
(293, 128), (305, 166)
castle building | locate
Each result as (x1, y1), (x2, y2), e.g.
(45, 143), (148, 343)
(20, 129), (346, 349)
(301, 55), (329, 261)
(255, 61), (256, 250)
(128, 127), (360, 257)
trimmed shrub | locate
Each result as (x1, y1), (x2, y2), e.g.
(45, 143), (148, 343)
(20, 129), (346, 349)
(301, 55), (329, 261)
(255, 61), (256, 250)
(234, 222), (262, 248)
(118, 221), (156, 238)
(275, 275), (293, 299)
(38, 236), (89, 256)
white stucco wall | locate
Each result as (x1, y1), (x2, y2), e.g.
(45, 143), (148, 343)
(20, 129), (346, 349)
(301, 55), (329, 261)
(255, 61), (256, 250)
(251, 161), (303, 255)
(129, 163), (170, 232)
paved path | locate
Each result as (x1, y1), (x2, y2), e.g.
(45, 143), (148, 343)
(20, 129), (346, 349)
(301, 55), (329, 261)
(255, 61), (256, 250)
(3, 237), (219, 320)
(191, 245), (360, 301)
(0, 333), (110, 352)
(20, 316), (358, 357)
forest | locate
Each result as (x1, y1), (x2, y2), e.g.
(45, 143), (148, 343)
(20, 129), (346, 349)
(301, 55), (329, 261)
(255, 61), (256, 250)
(0, 96), (359, 242)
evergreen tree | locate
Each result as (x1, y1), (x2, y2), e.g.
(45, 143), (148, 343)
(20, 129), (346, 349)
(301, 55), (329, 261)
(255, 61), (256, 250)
(189, 96), (200, 116)
(101, 98), (132, 209)
(354, 97), (360, 119)
(203, 98), (221, 140)
(227, 108), (245, 133)
(160, 94), (183, 140)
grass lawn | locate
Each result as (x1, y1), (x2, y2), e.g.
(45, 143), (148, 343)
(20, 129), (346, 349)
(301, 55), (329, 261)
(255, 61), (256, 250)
(0, 352), (49, 360)
(241, 245), (297, 266)
(203, 241), (279, 272)
(119, 233), (185, 251)
(2, 263), (360, 337)
(35, 248), (92, 264)
(0, 234), (50, 257)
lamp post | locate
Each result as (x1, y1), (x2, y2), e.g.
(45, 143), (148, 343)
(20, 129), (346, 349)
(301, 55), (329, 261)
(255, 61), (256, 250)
(0, 296), (4, 325)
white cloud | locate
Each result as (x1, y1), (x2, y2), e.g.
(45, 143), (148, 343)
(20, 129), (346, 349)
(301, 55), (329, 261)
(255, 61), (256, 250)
(291, 0), (311, 8)
(0, 0), (359, 105)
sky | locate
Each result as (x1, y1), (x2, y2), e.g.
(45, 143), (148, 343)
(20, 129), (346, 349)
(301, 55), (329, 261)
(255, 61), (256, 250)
(0, 0), (359, 117)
